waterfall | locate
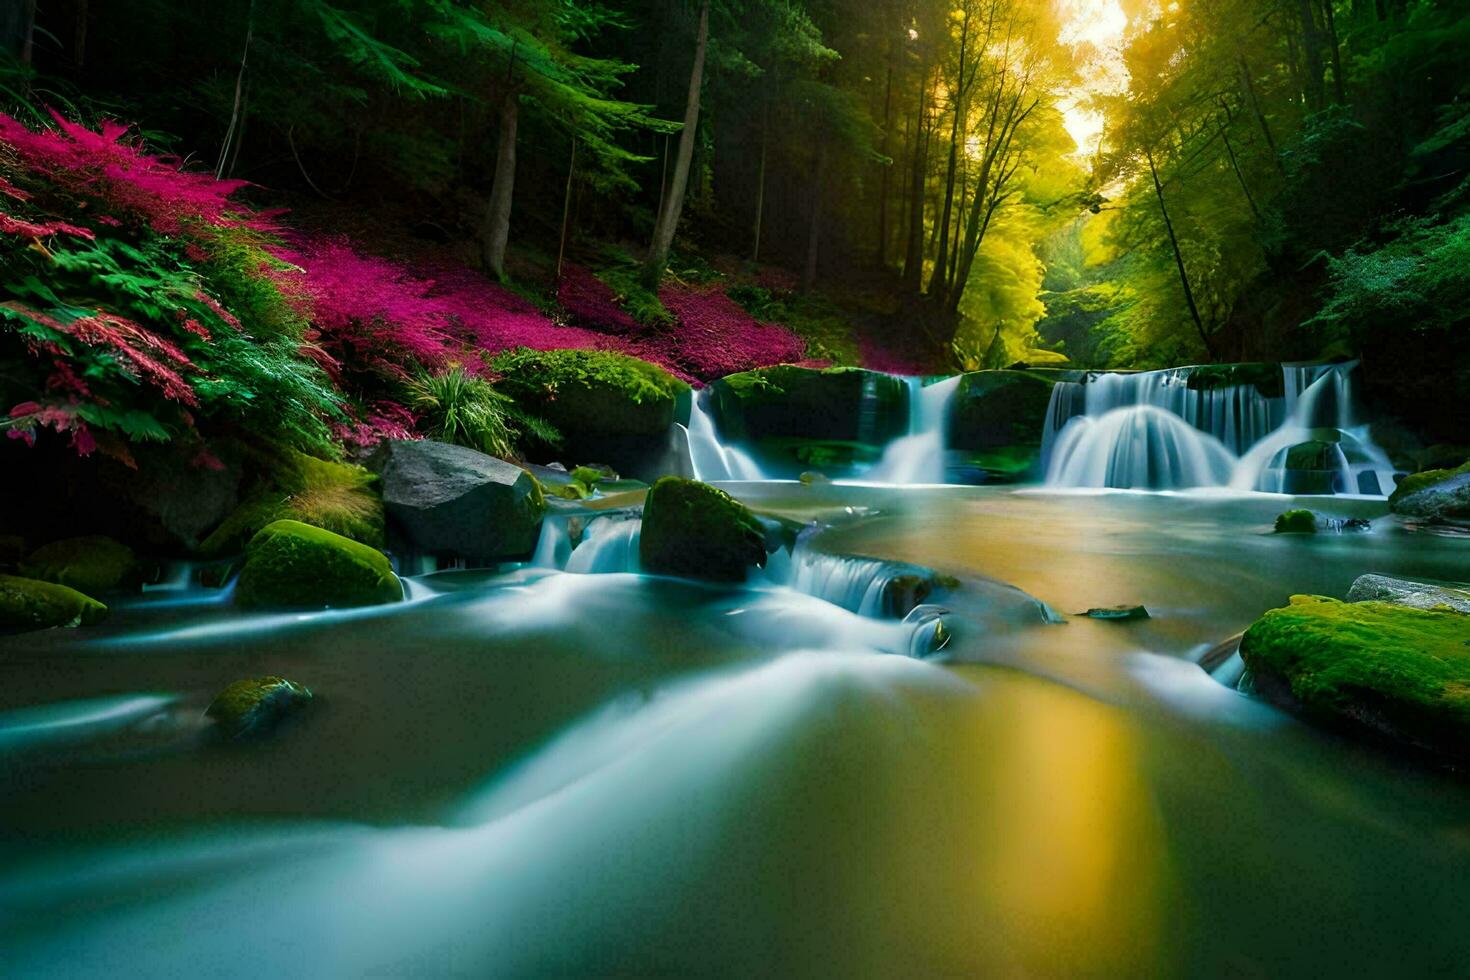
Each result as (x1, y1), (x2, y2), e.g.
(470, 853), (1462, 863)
(680, 390), (766, 483)
(779, 528), (936, 617)
(865, 376), (962, 485)
(1043, 362), (1396, 495)
(564, 516), (642, 574)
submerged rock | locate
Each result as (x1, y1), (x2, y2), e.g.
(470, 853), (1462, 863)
(0, 574), (108, 632)
(639, 477), (767, 583)
(1389, 459), (1470, 526)
(234, 520), (403, 610)
(21, 536), (138, 597)
(206, 676), (313, 740)
(369, 439), (544, 560)
(1241, 595), (1470, 761)
(1346, 574), (1470, 614)
(1274, 510), (1318, 534)
(1079, 604), (1150, 621)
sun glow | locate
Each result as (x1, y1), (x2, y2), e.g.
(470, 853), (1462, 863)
(1055, 0), (1130, 157)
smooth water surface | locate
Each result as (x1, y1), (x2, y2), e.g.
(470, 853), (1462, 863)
(3, 487), (1469, 977)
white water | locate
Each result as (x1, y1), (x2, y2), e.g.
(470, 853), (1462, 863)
(1044, 362), (1397, 495)
(864, 375), (963, 485)
(681, 392), (766, 482)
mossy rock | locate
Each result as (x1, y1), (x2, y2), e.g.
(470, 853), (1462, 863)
(206, 676), (313, 740)
(200, 452), (385, 557)
(1389, 458), (1470, 524)
(708, 366), (909, 445)
(1080, 604), (1150, 621)
(21, 536), (137, 597)
(947, 370), (1056, 460)
(755, 437), (884, 473)
(234, 520), (403, 610)
(1184, 362), (1284, 398)
(1274, 509), (1318, 533)
(639, 478), (767, 583)
(0, 574), (108, 632)
(1241, 595), (1470, 760)
(962, 445), (1043, 484)
(492, 347), (690, 439)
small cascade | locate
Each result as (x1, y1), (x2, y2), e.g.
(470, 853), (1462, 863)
(680, 390), (766, 482)
(1043, 362), (1396, 495)
(781, 531), (916, 616)
(865, 376), (962, 485)
(564, 516), (642, 574)
(531, 517), (573, 568)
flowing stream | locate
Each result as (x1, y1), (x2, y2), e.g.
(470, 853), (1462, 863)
(3, 364), (1466, 977)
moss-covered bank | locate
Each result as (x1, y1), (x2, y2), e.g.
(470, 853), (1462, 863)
(1241, 595), (1470, 761)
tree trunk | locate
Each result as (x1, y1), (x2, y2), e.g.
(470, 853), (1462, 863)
(1147, 149), (1212, 358)
(876, 42), (895, 267)
(901, 70), (930, 294)
(802, 143), (827, 294)
(74, 0), (88, 69)
(481, 88), (519, 280)
(1296, 0), (1327, 111)
(1218, 100), (1261, 221)
(642, 0), (711, 291)
(1321, 0), (1346, 104)
(556, 137), (578, 282)
(1238, 56), (1284, 174)
(216, 0), (255, 179)
(19, 0), (35, 66)
(751, 98), (768, 264)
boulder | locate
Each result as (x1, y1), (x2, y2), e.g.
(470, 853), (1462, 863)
(114, 441), (244, 550)
(0, 574), (108, 632)
(492, 348), (691, 477)
(707, 366), (909, 471)
(368, 440), (544, 560)
(1241, 595), (1470, 761)
(1389, 459), (1470, 525)
(639, 477), (767, 583)
(947, 370), (1058, 483)
(21, 536), (138, 597)
(1274, 509), (1318, 534)
(234, 520), (403, 610)
(206, 676), (313, 740)
(1346, 574), (1470, 614)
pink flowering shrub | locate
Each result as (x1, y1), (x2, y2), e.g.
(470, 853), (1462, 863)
(556, 263), (640, 334)
(661, 285), (806, 380)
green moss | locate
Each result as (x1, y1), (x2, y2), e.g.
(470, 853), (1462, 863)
(201, 451), (385, 557)
(639, 477), (767, 583)
(710, 366), (908, 445)
(947, 371), (1056, 454)
(0, 574), (108, 631)
(206, 676), (313, 739)
(1240, 595), (1470, 757)
(1185, 363), (1285, 398)
(21, 536), (136, 597)
(1274, 509), (1318, 533)
(725, 286), (860, 364)
(965, 445), (1042, 482)
(492, 348), (690, 440)
(1390, 458), (1470, 506)
(234, 520), (403, 610)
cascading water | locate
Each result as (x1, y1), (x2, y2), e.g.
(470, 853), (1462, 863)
(865, 376), (962, 485)
(679, 390), (766, 482)
(1043, 362), (1397, 495)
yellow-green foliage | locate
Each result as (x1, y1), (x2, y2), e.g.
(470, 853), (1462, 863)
(234, 519), (402, 610)
(20, 536), (136, 597)
(1241, 595), (1470, 756)
(201, 451), (385, 556)
(0, 574), (108, 632)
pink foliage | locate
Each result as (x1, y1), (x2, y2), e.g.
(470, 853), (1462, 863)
(556, 263), (639, 333)
(0, 111), (265, 235)
(661, 285), (805, 380)
(857, 332), (929, 376)
(0, 209), (94, 240)
(332, 400), (418, 449)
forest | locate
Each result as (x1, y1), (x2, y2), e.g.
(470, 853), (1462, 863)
(2, 2), (1470, 976)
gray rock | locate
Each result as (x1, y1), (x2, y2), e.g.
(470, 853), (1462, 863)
(1079, 604), (1150, 621)
(1390, 469), (1470, 525)
(368, 440), (545, 560)
(1346, 574), (1470, 614)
